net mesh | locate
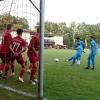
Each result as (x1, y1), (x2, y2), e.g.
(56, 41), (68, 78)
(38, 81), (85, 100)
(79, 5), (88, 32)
(0, 0), (40, 30)
(0, 0), (40, 99)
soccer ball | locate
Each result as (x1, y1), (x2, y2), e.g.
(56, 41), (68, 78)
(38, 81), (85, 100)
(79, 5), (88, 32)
(54, 58), (59, 62)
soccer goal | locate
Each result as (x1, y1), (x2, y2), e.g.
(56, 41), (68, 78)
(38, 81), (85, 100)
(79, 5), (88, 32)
(0, 0), (45, 99)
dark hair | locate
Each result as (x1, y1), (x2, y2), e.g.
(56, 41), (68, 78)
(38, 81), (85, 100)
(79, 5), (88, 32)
(77, 42), (81, 46)
(16, 29), (23, 35)
(90, 35), (94, 39)
(6, 24), (12, 30)
(76, 37), (80, 40)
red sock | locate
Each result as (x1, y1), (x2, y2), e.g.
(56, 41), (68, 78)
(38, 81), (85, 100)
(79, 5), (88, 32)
(19, 65), (25, 78)
(4, 64), (9, 75)
(30, 65), (37, 80)
(0, 64), (5, 73)
(29, 63), (32, 70)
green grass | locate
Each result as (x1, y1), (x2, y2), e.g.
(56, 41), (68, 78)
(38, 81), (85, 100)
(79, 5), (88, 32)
(0, 53), (37, 100)
(0, 49), (100, 100)
(0, 89), (34, 100)
(44, 49), (100, 100)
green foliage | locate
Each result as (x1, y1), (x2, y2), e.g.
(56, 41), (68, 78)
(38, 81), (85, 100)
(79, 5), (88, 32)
(45, 21), (100, 48)
(93, 33), (100, 44)
(0, 13), (29, 31)
(45, 21), (71, 35)
(63, 33), (73, 48)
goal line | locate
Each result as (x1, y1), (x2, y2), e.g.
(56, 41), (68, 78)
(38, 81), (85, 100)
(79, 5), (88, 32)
(0, 84), (37, 98)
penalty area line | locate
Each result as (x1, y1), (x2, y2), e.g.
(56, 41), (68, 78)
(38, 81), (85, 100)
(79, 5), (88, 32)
(0, 84), (37, 98)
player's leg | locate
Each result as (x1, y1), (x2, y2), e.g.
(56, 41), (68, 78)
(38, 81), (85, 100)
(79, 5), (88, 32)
(10, 58), (15, 76)
(83, 48), (85, 53)
(27, 63), (32, 73)
(0, 61), (5, 79)
(19, 63), (25, 82)
(3, 51), (14, 78)
(78, 55), (81, 65)
(26, 52), (32, 72)
(91, 54), (96, 70)
(30, 54), (39, 85)
(86, 53), (91, 69)
(30, 62), (38, 85)
(3, 62), (10, 78)
(0, 53), (6, 79)
(0, 50), (3, 78)
(0, 47), (8, 78)
(0, 63), (5, 72)
(72, 54), (79, 65)
(16, 54), (25, 82)
(66, 56), (74, 62)
(26, 60), (32, 73)
(72, 57), (76, 65)
(0, 56), (5, 70)
(76, 56), (79, 64)
(3, 52), (11, 78)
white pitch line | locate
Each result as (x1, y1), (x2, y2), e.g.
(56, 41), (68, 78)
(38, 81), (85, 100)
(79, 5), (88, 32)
(0, 84), (37, 98)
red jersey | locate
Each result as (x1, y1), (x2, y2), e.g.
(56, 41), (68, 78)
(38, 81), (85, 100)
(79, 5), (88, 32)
(2, 30), (12, 45)
(0, 30), (12, 53)
(10, 36), (27, 55)
(28, 32), (40, 52)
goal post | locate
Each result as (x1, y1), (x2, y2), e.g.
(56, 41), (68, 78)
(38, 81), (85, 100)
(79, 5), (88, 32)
(0, 0), (45, 99)
(38, 0), (45, 99)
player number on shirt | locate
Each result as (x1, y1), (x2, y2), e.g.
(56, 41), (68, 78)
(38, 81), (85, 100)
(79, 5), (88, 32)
(12, 42), (20, 51)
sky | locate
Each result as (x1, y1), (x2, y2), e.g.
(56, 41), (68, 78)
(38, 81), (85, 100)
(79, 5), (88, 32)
(45, 0), (100, 25)
(0, 0), (100, 27)
(0, 0), (40, 29)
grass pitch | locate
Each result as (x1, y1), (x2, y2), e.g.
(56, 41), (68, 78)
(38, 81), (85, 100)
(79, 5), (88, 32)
(0, 49), (100, 100)
(44, 49), (100, 100)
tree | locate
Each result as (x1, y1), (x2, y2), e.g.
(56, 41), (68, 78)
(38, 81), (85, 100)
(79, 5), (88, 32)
(45, 21), (69, 35)
(0, 13), (29, 31)
(45, 21), (100, 48)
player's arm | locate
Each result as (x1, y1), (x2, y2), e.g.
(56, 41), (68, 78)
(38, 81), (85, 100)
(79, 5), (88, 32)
(91, 42), (95, 55)
(74, 46), (79, 50)
(7, 34), (12, 45)
(9, 43), (26, 56)
(30, 47), (37, 54)
(15, 47), (26, 56)
(9, 44), (15, 54)
(29, 38), (38, 54)
(22, 47), (26, 52)
(22, 42), (28, 52)
(15, 42), (28, 56)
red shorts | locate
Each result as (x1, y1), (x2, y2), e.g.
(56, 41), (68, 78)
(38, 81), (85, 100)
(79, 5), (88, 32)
(0, 53), (11, 63)
(27, 52), (39, 63)
(0, 45), (9, 53)
(11, 54), (25, 65)
(0, 45), (11, 63)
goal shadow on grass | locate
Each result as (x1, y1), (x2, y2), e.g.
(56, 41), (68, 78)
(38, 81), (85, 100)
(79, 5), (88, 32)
(0, 84), (37, 98)
(0, 65), (38, 99)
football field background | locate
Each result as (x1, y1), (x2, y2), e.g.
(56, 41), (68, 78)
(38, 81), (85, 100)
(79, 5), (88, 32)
(44, 49), (100, 100)
(0, 49), (100, 100)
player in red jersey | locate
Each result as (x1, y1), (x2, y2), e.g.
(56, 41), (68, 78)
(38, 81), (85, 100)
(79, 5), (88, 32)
(0, 24), (12, 79)
(26, 32), (34, 73)
(5, 29), (27, 82)
(27, 27), (40, 85)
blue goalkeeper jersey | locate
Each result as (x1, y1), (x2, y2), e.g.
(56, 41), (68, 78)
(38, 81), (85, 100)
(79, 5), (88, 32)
(90, 39), (98, 54)
(75, 40), (84, 49)
(80, 40), (84, 48)
(76, 45), (83, 55)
